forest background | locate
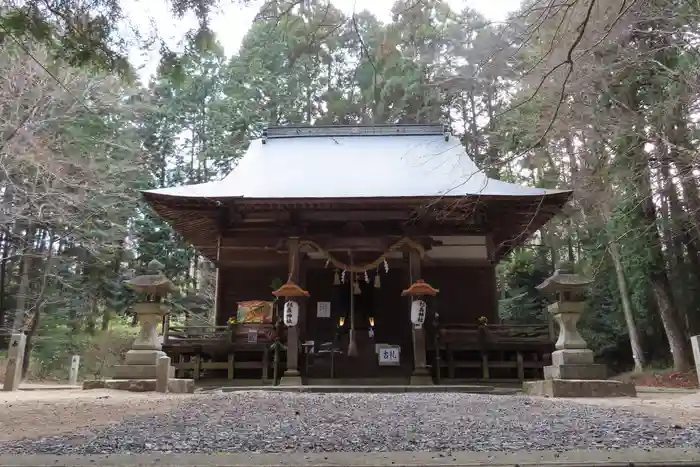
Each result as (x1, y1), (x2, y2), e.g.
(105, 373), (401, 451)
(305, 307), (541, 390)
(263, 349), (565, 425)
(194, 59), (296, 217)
(0, 0), (697, 386)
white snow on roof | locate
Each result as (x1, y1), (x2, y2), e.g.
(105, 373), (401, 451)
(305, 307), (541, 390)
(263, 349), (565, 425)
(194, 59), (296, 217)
(144, 134), (568, 199)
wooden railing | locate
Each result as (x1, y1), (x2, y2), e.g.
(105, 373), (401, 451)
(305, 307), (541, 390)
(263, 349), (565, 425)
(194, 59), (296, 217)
(438, 323), (554, 348)
(431, 323), (555, 383)
(164, 325), (229, 345)
(161, 323), (283, 383)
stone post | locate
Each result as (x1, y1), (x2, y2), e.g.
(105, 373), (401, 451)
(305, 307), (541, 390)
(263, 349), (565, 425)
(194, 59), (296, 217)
(2, 333), (26, 391)
(114, 260), (177, 381)
(69, 355), (80, 386)
(156, 356), (171, 393)
(523, 261), (636, 398)
(691, 335), (700, 387)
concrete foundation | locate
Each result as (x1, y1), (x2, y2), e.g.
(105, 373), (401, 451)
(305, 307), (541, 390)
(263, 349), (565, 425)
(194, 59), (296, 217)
(279, 376), (303, 386)
(544, 363), (607, 380)
(523, 379), (636, 398)
(409, 374), (434, 385)
(83, 378), (195, 393)
(114, 363), (175, 379)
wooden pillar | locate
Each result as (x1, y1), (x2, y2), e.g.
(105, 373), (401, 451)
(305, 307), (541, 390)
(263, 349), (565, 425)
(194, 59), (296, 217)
(214, 235), (224, 325)
(281, 237), (302, 385)
(408, 249), (432, 385)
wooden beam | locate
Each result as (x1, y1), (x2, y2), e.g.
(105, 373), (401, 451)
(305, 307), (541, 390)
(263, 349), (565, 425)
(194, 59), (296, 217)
(216, 259), (287, 267)
(202, 235), (439, 254)
(422, 257), (492, 267)
(215, 249), (287, 267)
(300, 210), (414, 222)
(303, 236), (398, 252)
(284, 237), (302, 381)
(304, 257), (405, 269)
(223, 222), (486, 238)
(229, 209), (487, 229)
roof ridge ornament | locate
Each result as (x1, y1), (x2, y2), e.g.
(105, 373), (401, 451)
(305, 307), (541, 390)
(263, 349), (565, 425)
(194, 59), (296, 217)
(264, 124), (445, 139)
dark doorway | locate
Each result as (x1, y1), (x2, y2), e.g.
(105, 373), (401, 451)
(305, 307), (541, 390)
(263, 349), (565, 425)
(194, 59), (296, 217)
(335, 272), (376, 331)
(304, 264), (413, 381)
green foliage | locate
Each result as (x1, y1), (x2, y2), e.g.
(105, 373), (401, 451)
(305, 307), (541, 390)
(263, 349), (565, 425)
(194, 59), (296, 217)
(12, 321), (136, 381)
(497, 248), (551, 324)
(3, 0), (699, 378)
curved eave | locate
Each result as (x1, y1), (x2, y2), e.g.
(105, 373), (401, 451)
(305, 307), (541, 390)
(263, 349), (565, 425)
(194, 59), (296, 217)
(141, 189), (573, 209)
(141, 190), (573, 262)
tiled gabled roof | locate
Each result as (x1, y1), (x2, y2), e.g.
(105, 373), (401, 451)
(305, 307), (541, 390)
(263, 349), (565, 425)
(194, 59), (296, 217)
(143, 124), (570, 200)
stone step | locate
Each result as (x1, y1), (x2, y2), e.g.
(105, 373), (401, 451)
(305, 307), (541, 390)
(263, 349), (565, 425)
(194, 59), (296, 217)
(2, 448), (699, 466)
(217, 384), (517, 394)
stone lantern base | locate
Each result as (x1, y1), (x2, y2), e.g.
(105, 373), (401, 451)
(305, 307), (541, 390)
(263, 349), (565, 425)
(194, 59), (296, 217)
(523, 379), (636, 398)
(523, 348), (636, 398)
(114, 349), (175, 379)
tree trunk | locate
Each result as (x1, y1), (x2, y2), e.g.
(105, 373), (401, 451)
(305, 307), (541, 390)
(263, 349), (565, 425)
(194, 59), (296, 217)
(13, 221), (36, 331)
(21, 232), (54, 379)
(607, 236), (645, 372)
(637, 167), (691, 371)
(625, 85), (691, 371)
(0, 233), (8, 330)
(600, 197), (645, 371)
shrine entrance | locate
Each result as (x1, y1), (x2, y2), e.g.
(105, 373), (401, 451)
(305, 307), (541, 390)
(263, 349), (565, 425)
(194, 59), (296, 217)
(303, 263), (414, 382)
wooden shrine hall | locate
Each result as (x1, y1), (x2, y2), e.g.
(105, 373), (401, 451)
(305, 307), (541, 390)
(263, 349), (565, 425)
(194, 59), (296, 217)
(142, 124), (572, 385)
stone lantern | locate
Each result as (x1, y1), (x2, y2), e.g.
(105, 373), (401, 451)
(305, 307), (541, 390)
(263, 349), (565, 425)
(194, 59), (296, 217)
(537, 261), (592, 355)
(523, 261), (636, 398)
(114, 259), (178, 380)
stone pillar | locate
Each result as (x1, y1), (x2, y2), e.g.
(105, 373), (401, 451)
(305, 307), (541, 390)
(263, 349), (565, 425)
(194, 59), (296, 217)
(2, 333), (26, 391)
(69, 355), (80, 386)
(523, 261), (636, 398)
(691, 335), (700, 387)
(156, 356), (171, 393)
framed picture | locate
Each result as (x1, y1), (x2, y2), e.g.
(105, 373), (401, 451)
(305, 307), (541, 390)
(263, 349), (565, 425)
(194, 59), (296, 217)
(236, 300), (274, 324)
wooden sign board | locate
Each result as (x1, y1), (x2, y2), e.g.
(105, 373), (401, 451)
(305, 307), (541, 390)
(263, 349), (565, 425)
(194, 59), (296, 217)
(317, 301), (331, 318)
(378, 345), (400, 366)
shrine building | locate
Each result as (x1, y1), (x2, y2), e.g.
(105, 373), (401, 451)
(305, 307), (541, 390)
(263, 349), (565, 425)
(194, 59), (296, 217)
(142, 124), (571, 385)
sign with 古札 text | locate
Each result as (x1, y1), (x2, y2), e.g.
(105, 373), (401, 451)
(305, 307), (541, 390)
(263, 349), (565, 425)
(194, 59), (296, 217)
(378, 346), (400, 366)
(317, 301), (331, 318)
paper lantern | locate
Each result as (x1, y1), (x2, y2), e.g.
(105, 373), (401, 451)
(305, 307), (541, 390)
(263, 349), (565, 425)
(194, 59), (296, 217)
(283, 300), (299, 327)
(410, 299), (427, 327)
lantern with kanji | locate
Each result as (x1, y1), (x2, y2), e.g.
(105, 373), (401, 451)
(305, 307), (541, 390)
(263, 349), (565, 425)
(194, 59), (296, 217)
(272, 280), (310, 327)
(401, 279), (439, 328)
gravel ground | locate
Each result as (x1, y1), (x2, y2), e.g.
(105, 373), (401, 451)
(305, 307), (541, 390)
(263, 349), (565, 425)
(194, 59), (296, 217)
(0, 389), (189, 443)
(1, 392), (700, 454)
